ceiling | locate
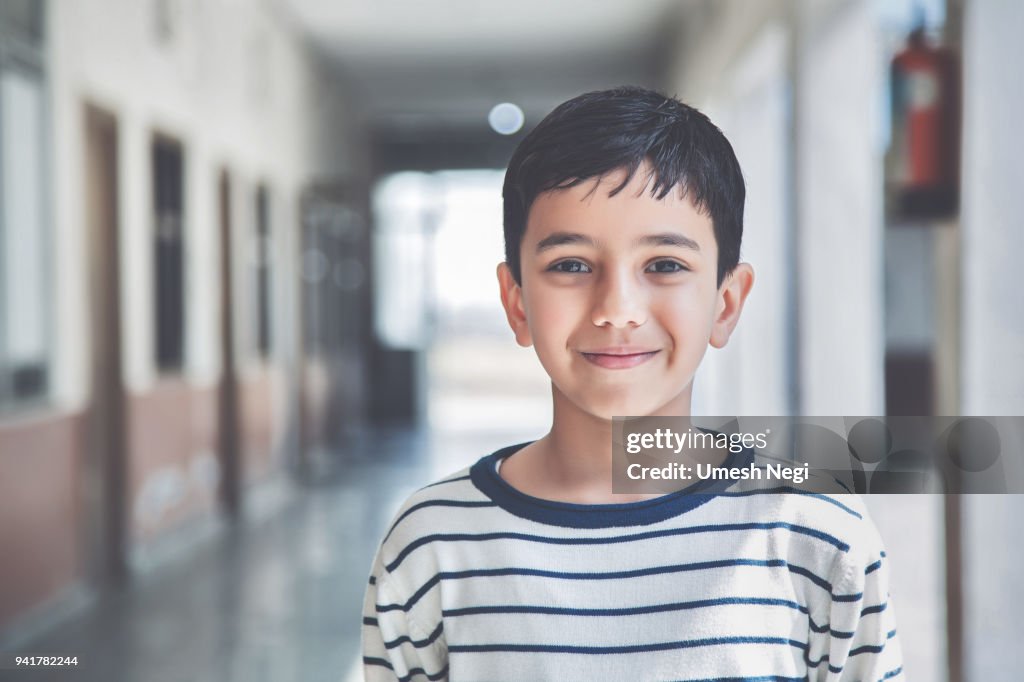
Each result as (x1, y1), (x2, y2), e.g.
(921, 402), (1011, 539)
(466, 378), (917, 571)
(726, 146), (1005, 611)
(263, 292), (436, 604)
(276, 0), (689, 131)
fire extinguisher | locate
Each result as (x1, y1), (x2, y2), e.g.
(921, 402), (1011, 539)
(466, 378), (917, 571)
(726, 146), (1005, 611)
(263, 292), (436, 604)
(888, 26), (959, 219)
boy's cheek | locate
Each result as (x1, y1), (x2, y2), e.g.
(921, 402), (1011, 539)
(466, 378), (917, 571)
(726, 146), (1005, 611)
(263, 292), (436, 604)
(527, 305), (571, 344)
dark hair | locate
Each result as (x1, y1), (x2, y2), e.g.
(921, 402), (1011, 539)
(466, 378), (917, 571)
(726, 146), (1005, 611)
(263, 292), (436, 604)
(502, 86), (745, 286)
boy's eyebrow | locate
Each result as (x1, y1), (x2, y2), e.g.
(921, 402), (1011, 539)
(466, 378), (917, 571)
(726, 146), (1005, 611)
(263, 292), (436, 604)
(635, 232), (701, 251)
(535, 232), (596, 252)
(534, 230), (702, 253)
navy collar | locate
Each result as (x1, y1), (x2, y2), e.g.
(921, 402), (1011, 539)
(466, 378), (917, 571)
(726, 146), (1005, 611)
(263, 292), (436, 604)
(470, 441), (754, 528)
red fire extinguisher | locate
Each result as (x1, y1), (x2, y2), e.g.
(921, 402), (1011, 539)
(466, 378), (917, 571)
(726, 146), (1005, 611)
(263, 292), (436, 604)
(888, 26), (960, 219)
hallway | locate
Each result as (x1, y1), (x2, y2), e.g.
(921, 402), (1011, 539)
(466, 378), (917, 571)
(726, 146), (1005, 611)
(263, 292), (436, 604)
(2, 1), (1023, 680)
(13, 425), (539, 682)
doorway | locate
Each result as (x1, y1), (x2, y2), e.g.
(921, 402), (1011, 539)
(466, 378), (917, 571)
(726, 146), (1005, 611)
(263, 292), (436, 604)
(217, 169), (241, 516)
(82, 103), (127, 585)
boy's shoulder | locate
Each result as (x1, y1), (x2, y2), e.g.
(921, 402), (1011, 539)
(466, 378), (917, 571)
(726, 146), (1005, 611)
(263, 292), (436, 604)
(706, 451), (885, 571)
(743, 452), (880, 541)
(748, 486), (887, 577)
(374, 456), (496, 569)
(400, 464), (484, 512)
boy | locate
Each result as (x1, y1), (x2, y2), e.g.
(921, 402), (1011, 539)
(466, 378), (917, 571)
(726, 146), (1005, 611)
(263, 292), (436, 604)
(362, 86), (903, 681)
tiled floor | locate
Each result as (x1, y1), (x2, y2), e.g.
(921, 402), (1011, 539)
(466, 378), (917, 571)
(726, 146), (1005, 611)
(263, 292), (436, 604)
(7, 425), (541, 682)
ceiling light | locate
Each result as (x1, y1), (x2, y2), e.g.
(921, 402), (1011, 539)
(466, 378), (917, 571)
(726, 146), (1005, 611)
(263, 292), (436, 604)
(488, 102), (524, 135)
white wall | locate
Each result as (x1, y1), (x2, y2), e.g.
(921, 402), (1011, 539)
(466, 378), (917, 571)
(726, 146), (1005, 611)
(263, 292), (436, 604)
(959, 0), (1024, 678)
(960, 1), (1024, 415)
(695, 21), (793, 416)
(795, 0), (885, 416)
(47, 0), (359, 407)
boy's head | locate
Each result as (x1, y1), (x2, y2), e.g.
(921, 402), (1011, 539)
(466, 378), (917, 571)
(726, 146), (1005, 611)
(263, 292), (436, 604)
(502, 85), (745, 289)
(497, 86), (754, 420)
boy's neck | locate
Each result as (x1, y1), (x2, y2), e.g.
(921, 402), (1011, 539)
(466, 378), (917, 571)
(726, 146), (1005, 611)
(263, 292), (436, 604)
(499, 383), (694, 504)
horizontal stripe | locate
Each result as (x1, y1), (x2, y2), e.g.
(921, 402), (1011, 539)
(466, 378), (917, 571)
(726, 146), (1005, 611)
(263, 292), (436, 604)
(823, 627), (855, 639)
(417, 665), (449, 682)
(715, 488), (862, 518)
(832, 591), (863, 603)
(443, 596), (807, 619)
(386, 521), (850, 573)
(668, 677), (806, 682)
(441, 595), (879, 641)
(865, 558), (883, 574)
(806, 650), (830, 668)
(785, 563), (834, 595)
(383, 499), (496, 543)
(806, 601), (888, 635)
(848, 629), (898, 657)
(379, 558), (853, 613)
(806, 629), (898, 668)
(363, 616), (377, 627)
(421, 474), (471, 490)
(849, 642), (887, 656)
(384, 622), (444, 650)
(448, 635), (806, 656)
(882, 665), (903, 680)
(363, 657), (448, 682)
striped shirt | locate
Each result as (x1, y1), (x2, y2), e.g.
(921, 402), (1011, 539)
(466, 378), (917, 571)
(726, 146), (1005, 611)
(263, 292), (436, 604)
(362, 442), (904, 681)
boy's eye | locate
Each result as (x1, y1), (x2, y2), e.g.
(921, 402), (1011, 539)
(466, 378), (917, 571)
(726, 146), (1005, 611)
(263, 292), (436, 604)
(646, 259), (687, 274)
(548, 259), (591, 274)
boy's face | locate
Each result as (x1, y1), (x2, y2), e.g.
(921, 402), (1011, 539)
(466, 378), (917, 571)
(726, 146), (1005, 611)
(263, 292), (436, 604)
(497, 162), (753, 421)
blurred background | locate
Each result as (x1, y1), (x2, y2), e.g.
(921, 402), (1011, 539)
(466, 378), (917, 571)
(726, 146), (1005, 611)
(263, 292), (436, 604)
(0, 0), (1021, 680)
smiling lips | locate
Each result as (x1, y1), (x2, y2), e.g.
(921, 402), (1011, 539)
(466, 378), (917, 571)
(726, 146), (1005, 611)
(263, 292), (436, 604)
(579, 347), (660, 369)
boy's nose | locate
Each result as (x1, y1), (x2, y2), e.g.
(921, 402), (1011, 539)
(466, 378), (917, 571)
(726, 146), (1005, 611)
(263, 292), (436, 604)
(591, 269), (647, 329)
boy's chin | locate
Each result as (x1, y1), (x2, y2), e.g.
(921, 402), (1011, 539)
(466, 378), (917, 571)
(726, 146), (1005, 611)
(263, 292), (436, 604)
(567, 392), (683, 422)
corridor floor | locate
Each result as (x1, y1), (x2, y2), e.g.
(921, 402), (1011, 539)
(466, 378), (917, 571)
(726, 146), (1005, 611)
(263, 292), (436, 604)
(7, 426), (540, 682)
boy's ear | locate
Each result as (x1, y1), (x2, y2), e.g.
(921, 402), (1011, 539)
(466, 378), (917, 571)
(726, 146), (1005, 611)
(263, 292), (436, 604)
(709, 263), (754, 349)
(497, 262), (533, 347)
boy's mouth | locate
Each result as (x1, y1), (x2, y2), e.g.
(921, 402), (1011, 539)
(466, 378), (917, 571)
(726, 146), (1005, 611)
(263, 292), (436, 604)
(579, 348), (660, 369)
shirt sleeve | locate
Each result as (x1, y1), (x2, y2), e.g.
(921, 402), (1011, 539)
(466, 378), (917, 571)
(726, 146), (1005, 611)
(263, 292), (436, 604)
(361, 551), (448, 682)
(808, 529), (905, 681)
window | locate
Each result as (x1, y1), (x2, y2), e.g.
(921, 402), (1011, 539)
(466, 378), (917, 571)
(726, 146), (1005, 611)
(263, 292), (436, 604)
(254, 184), (271, 357)
(152, 136), (185, 372)
(0, 1), (49, 408)
(0, 1), (44, 43)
